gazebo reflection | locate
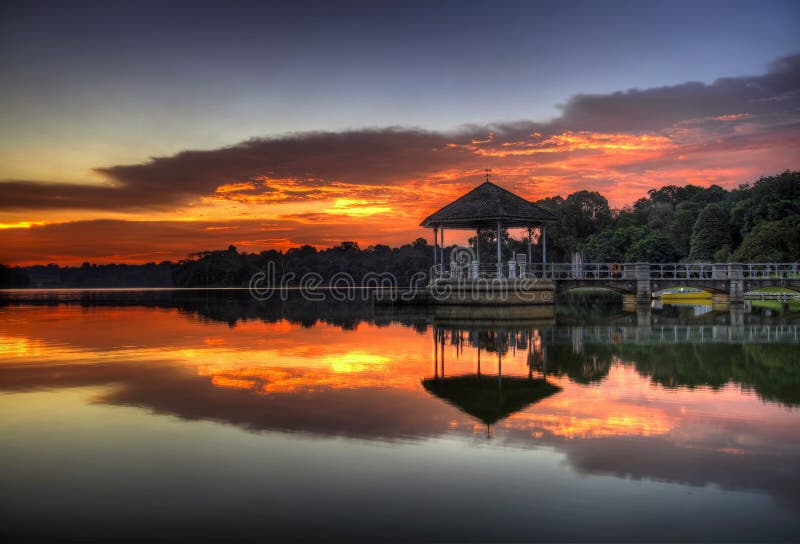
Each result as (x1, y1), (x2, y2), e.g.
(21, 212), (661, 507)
(422, 322), (561, 437)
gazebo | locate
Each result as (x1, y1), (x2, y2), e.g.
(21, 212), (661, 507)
(420, 177), (557, 280)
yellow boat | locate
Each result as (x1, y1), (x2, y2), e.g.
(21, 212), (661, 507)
(661, 291), (712, 304)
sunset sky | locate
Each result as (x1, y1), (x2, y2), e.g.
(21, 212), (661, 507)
(1, 0), (799, 265)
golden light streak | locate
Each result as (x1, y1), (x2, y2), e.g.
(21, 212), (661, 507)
(509, 411), (672, 439)
(446, 131), (675, 158)
(0, 336), (39, 356)
(0, 221), (45, 229)
(324, 198), (393, 217)
(211, 375), (256, 390)
(215, 182), (257, 193)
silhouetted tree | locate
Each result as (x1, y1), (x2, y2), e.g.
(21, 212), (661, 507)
(0, 265), (30, 288)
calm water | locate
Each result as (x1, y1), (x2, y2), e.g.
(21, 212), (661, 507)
(1, 290), (799, 542)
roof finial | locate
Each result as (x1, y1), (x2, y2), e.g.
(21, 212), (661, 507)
(484, 168), (492, 183)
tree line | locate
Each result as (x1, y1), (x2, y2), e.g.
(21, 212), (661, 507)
(536, 170), (799, 263)
(1, 171), (797, 288)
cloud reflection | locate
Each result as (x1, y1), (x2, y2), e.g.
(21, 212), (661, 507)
(0, 297), (799, 509)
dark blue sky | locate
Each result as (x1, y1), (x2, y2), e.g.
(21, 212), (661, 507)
(2, 0), (798, 180)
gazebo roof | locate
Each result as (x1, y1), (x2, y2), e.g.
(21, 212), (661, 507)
(420, 181), (557, 229)
(422, 375), (561, 425)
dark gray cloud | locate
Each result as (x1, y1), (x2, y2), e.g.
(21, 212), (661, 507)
(0, 128), (476, 211)
(0, 180), (133, 210)
(554, 54), (800, 133)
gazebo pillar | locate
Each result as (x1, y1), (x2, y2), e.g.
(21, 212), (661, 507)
(440, 227), (445, 273)
(440, 330), (445, 379)
(496, 221), (502, 278)
(433, 325), (438, 379)
(475, 228), (480, 264)
(542, 226), (547, 277)
(433, 226), (438, 277)
(497, 351), (502, 389)
(527, 226), (533, 264)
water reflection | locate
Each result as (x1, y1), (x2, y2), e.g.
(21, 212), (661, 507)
(425, 322), (561, 437)
(1, 289), (799, 535)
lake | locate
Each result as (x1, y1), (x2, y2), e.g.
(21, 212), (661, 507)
(1, 289), (799, 542)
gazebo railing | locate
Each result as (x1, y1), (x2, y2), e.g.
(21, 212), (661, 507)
(433, 263), (507, 280)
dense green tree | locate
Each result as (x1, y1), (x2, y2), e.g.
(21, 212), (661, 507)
(688, 203), (733, 261)
(733, 171), (800, 236)
(536, 191), (612, 260)
(647, 184), (707, 207)
(690, 184), (727, 206)
(731, 216), (800, 262)
(667, 201), (702, 259)
(646, 202), (674, 231)
(624, 233), (679, 262)
(631, 197), (654, 225)
(538, 173), (797, 263)
(714, 244), (732, 262)
(581, 226), (647, 262)
(569, 190), (613, 227)
(612, 205), (640, 228)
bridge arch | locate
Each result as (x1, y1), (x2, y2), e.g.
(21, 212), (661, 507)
(557, 285), (634, 296)
(554, 278), (639, 297)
